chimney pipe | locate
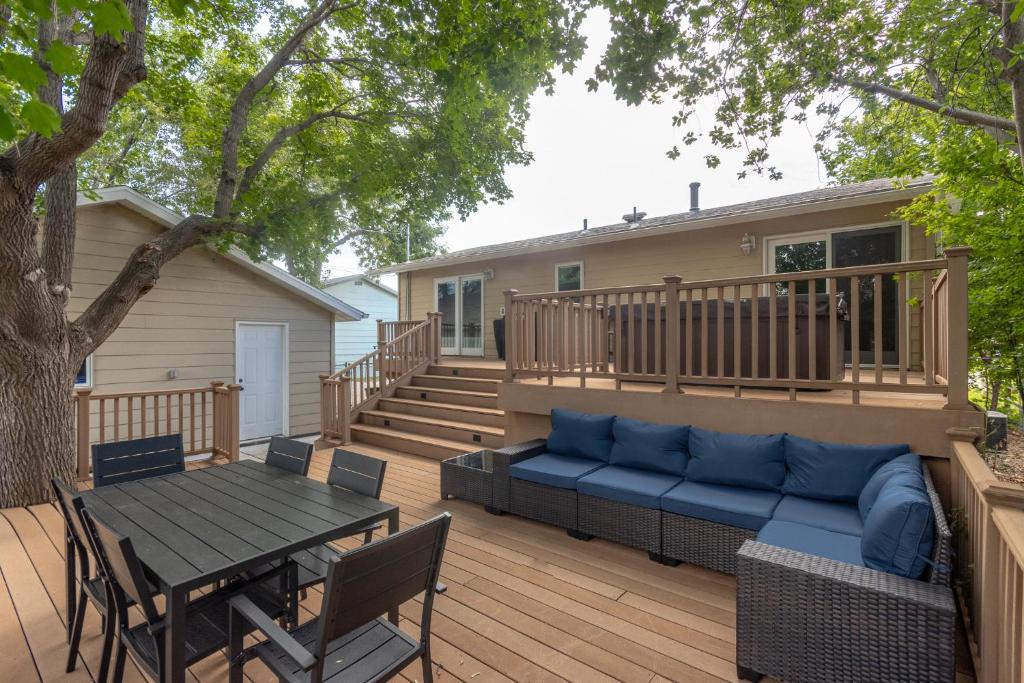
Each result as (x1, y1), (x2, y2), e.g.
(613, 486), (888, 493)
(689, 182), (701, 212)
(583, 218), (588, 230)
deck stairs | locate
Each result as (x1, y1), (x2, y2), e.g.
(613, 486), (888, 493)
(344, 363), (505, 460)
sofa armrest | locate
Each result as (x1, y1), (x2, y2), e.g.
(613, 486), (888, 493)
(736, 540), (956, 683)
(491, 439), (546, 512)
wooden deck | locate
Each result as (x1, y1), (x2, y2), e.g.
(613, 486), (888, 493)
(2, 446), (975, 683)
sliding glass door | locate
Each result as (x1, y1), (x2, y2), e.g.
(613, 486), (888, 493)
(435, 275), (484, 356)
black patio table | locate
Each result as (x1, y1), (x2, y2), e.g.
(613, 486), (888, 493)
(77, 459), (399, 683)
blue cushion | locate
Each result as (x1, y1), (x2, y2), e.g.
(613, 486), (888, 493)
(609, 417), (689, 476)
(757, 521), (864, 567)
(772, 496), (864, 536)
(577, 465), (682, 509)
(858, 454), (925, 518)
(547, 409), (615, 462)
(861, 481), (934, 579)
(782, 435), (910, 503)
(661, 481), (781, 531)
(509, 453), (605, 490)
(686, 427), (785, 491)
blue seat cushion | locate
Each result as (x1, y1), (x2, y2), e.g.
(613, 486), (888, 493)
(782, 435), (910, 503)
(609, 417), (689, 476)
(861, 480), (934, 579)
(686, 427), (785, 491)
(858, 454), (925, 518)
(772, 496), (864, 536)
(547, 408), (616, 462)
(757, 521), (864, 567)
(577, 465), (682, 510)
(661, 481), (781, 531)
(509, 453), (605, 490)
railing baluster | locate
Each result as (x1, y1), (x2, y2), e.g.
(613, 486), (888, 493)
(923, 270), (934, 385)
(769, 284), (777, 380)
(733, 284), (741, 392)
(716, 286), (725, 378)
(113, 397), (120, 442)
(829, 277), (838, 383)
(788, 280), (797, 400)
(685, 287), (693, 378)
(627, 292), (635, 376)
(128, 395), (135, 440)
(851, 275), (861, 404)
(874, 273), (884, 384)
(751, 285), (759, 380)
(640, 290), (649, 375)
(701, 287), (709, 377)
(653, 289), (662, 376)
(897, 271), (907, 384)
(808, 279), (816, 382)
(99, 398), (106, 444)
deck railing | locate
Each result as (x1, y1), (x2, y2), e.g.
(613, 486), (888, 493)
(949, 434), (1024, 683)
(73, 381), (241, 480)
(377, 320), (424, 346)
(322, 313), (441, 442)
(504, 247), (970, 407)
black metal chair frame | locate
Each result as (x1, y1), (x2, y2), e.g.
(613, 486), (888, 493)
(265, 436), (315, 476)
(228, 512), (452, 683)
(80, 507), (295, 682)
(91, 433), (185, 488)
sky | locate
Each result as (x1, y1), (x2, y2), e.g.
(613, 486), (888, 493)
(324, 9), (839, 289)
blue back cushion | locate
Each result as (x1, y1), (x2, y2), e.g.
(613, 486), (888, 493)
(686, 427), (785, 491)
(782, 435), (909, 503)
(861, 480), (934, 579)
(546, 408), (615, 462)
(609, 417), (689, 476)
(858, 454), (925, 519)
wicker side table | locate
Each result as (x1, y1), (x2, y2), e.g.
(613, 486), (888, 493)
(440, 450), (501, 514)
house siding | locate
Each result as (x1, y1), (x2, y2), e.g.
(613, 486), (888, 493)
(402, 200), (931, 369)
(323, 279), (398, 368)
(71, 203), (333, 438)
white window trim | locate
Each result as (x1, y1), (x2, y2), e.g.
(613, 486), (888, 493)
(75, 354), (93, 389)
(555, 261), (584, 291)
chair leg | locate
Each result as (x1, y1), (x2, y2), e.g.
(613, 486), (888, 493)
(228, 607), (245, 683)
(736, 664), (762, 681)
(65, 590), (88, 672)
(421, 650), (433, 683)
(111, 640), (127, 683)
(97, 612), (115, 683)
(362, 529), (373, 545)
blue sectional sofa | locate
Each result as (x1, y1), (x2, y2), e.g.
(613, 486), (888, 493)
(485, 409), (956, 683)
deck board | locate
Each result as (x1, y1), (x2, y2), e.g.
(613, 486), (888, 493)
(0, 445), (976, 682)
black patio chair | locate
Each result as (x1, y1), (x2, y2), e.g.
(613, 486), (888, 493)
(52, 478), (120, 681)
(228, 512), (452, 683)
(80, 508), (292, 683)
(265, 436), (315, 476)
(91, 434), (185, 488)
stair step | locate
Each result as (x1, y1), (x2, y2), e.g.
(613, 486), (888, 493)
(394, 386), (499, 409)
(426, 364), (505, 380)
(377, 398), (504, 428)
(412, 374), (500, 394)
(360, 410), (503, 448)
(349, 424), (471, 461)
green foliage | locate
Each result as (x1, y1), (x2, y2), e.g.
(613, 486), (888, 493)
(79, 0), (586, 281)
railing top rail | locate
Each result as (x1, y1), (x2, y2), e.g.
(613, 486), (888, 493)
(76, 386), (216, 399)
(330, 317), (434, 380)
(383, 319), (425, 325)
(511, 257), (949, 302)
(992, 506), (1024, 566)
(387, 318), (433, 344)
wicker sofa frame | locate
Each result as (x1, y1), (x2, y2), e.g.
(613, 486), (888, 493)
(735, 466), (955, 683)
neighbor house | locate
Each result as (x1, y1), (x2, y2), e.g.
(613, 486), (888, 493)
(383, 177), (938, 367)
(322, 274), (398, 368)
(72, 187), (364, 454)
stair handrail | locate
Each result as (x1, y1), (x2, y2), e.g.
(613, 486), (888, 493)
(321, 313), (441, 443)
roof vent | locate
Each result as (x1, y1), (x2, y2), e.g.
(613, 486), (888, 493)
(622, 206), (647, 224)
(689, 182), (701, 212)
(582, 218), (588, 231)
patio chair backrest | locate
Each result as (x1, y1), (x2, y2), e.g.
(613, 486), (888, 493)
(81, 508), (161, 625)
(327, 449), (387, 498)
(265, 436), (314, 476)
(317, 513), (450, 648)
(52, 478), (90, 554)
(91, 434), (185, 488)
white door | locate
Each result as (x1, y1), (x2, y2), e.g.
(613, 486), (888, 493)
(236, 323), (286, 440)
(434, 275), (484, 356)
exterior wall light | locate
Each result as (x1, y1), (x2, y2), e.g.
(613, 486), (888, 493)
(740, 232), (756, 255)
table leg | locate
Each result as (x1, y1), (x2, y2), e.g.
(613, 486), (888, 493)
(163, 587), (186, 683)
(387, 509), (400, 626)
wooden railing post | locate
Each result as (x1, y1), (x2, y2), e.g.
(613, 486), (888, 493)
(427, 311), (442, 363)
(376, 319), (385, 347)
(503, 289), (518, 382)
(663, 276), (682, 394)
(226, 384), (241, 462)
(75, 389), (92, 480)
(943, 246), (971, 410)
(340, 376), (352, 444)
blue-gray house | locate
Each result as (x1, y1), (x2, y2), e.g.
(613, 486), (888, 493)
(322, 274), (399, 368)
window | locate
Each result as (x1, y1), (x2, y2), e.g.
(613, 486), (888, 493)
(75, 355), (92, 389)
(556, 262), (583, 292)
(769, 237), (827, 295)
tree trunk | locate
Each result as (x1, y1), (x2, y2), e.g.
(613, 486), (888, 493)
(0, 346), (76, 507)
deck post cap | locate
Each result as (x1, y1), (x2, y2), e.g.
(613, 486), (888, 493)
(662, 275), (683, 284)
(943, 246), (971, 258)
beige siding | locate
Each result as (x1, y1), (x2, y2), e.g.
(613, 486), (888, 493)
(71, 203), (333, 437)
(404, 200), (931, 369)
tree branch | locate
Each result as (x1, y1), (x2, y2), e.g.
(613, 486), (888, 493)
(1, 0), (149, 190)
(213, 0), (354, 218)
(69, 215), (261, 361)
(840, 77), (1018, 133)
(235, 107), (371, 201)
